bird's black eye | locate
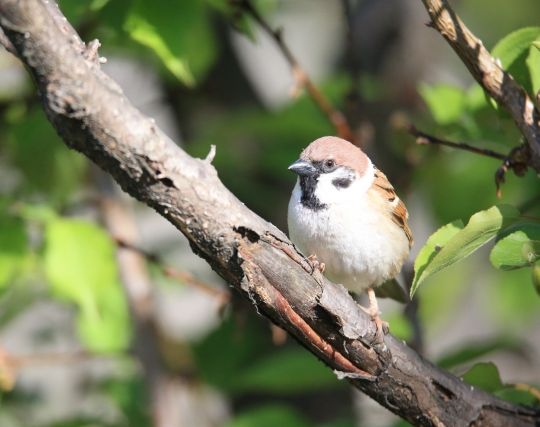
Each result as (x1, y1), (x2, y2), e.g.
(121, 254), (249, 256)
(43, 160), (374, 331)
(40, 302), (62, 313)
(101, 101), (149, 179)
(324, 159), (336, 171)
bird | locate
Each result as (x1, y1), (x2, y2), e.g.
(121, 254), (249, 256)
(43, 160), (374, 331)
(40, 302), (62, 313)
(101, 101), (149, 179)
(287, 136), (412, 343)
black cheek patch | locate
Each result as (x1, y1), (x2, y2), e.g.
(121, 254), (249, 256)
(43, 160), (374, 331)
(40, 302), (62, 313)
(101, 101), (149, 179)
(332, 177), (352, 189)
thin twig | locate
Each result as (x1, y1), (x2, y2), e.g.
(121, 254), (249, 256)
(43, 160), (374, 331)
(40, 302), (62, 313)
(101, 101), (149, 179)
(236, 0), (356, 145)
(4, 349), (96, 368)
(114, 237), (230, 302)
(397, 117), (530, 197)
(406, 124), (507, 161)
(420, 0), (540, 172)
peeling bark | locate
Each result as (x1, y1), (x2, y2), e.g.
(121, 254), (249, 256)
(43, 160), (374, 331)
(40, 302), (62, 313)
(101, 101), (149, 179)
(0, 1), (539, 425)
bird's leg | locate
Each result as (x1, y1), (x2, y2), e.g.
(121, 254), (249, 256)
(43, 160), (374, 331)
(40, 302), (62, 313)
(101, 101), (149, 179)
(307, 254), (325, 274)
(364, 288), (388, 345)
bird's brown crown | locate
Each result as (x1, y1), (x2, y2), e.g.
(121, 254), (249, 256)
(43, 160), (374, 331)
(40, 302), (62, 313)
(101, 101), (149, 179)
(300, 136), (369, 174)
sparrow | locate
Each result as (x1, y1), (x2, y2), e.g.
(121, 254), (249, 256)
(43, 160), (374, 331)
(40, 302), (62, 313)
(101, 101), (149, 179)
(287, 136), (412, 343)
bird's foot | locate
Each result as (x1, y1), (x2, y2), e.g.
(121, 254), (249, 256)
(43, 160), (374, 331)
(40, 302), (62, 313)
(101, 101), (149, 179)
(359, 288), (389, 346)
(307, 254), (325, 274)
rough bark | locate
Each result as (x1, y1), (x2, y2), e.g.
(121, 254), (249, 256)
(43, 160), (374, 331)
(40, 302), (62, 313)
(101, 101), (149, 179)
(0, 1), (539, 425)
(421, 0), (540, 172)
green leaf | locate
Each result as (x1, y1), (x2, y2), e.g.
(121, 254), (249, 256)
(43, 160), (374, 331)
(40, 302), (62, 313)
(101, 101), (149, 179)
(437, 337), (522, 369)
(462, 362), (504, 393)
(410, 220), (464, 297)
(490, 223), (540, 270)
(492, 27), (540, 96)
(125, 0), (216, 86)
(0, 216), (28, 288)
(43, 219), (130, 353)
(419, 84), (467, 125)
(224, 405), (312, 427)
(495, 387), (540, 406)
(411, 205), (520, 297)
(235, 348), (340, 394)
(526, 40), (540, 96)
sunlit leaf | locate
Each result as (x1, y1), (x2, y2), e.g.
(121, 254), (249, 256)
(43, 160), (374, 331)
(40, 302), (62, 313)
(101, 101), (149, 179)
(490, 223), (540, 270)
(224, 405), (312, 427)
(411, 205), (520, 297)
(462, 362), (504, 393)
(419, 84), (467, 125)
(410, 220), (464, 297)
(125, 0), (216, 86)
(43, 219), (130, 353)
(526, 40), (540, 96)
(492, 27), (540, 96)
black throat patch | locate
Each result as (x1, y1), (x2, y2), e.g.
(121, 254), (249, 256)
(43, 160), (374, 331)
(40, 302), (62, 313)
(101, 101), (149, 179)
(299, 175), (327, 211)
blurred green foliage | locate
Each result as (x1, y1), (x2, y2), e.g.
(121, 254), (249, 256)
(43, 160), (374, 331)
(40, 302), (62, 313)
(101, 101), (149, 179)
(0, 0), (539, 426)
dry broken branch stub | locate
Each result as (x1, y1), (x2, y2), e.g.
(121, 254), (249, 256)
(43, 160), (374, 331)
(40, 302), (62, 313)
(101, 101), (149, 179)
(1, 0), (539, 425)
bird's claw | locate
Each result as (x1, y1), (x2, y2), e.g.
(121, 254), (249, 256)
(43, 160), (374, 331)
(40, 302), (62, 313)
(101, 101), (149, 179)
(307, 254), (325, 274)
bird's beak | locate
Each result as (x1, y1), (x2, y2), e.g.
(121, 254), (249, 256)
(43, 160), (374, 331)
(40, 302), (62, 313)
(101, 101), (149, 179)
(288, 159), (317, 176)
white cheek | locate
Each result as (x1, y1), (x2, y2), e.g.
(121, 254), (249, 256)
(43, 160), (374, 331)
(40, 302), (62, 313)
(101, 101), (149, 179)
(314, 161), (374, 205)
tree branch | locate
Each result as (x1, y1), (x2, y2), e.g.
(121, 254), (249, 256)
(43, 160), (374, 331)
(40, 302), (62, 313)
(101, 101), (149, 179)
(236, 0), (357, 146)
(399, 118), (530, 196)
(0, 1), (539, 425)
(419, 0), (540, 172)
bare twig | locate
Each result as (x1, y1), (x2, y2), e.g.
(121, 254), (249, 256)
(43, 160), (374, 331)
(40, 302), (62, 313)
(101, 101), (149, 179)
(236, 0), (357, 145)
(420, 0), (540, 172)
(1, 348), (95, 368)
(396, 116), (530, 197)
(406, 123), (507, 161)
(0, 347), (99, 390)
(114, 237), (229, 302)
(2, 1), (539, 424)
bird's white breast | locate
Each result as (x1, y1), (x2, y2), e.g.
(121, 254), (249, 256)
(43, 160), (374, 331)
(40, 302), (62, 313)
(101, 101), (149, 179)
(287, 166), (409, 293)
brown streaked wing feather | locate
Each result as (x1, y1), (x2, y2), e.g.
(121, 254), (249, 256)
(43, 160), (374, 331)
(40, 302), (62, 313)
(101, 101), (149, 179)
(372, 169), (413, 248)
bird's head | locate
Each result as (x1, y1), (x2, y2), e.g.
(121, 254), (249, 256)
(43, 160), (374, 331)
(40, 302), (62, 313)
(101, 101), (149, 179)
(288, 136), (373, 209)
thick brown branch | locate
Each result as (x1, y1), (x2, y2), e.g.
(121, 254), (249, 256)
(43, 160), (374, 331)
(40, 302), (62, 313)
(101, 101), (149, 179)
(236, 0), (357, 146)
(420, 0), (540, 172)
(1, 1), (539, 425)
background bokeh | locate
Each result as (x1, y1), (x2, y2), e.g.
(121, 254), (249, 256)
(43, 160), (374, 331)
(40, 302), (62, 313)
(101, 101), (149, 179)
(0, 0), (539, 426)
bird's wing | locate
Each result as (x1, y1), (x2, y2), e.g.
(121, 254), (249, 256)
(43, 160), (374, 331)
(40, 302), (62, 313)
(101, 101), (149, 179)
(372, 168), (413, 248)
